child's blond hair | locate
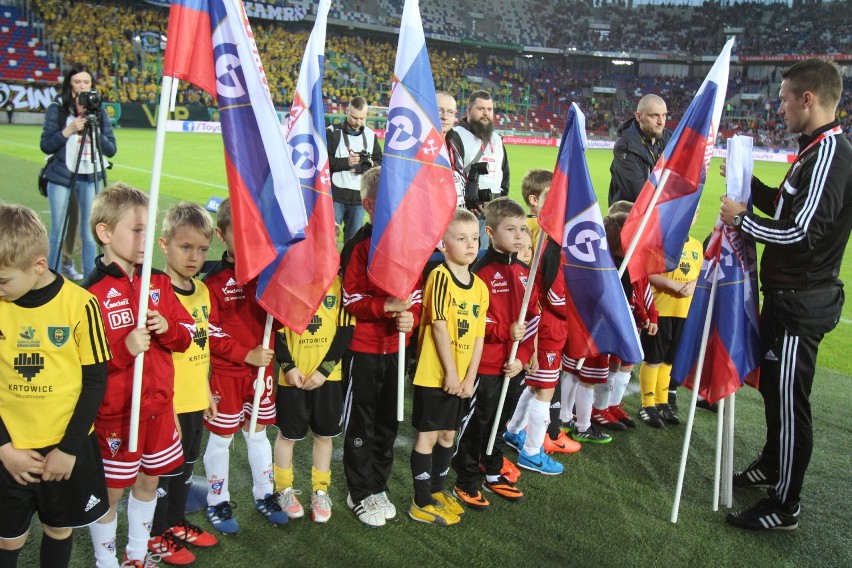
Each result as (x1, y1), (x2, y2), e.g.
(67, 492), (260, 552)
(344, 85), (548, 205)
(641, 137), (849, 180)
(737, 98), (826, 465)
(521, 169), (552, 207)
(161, 202), (215, 241)
(90, 183), (149, 246)
(0, 204), (49, 269)
(484, 197), (525, 230)
(359, 166), (381, 201)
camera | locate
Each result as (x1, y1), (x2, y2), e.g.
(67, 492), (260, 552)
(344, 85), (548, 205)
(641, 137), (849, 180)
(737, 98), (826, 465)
(357, 150), (373, 172)
(464, 161), (491, 209)
(77, 89), (102, 115)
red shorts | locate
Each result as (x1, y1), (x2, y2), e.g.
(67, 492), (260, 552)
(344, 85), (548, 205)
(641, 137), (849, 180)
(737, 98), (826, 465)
(95, 410), (184, 489)
(525, 346), (562, 389)
(205, 369), (276, 435)
(561, 353), (610, 385)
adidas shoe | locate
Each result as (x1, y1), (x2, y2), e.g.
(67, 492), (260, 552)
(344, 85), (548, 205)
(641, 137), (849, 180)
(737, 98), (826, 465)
(347, 494), (385, 528)
(432, 490), (464, 516)
(570, 424), (613, 444)
(501, 457), (522, 484)
(559, 419), (576, 433)
(517, 448), (564, 475)
(276, 487), (305, 519)
(169, 519), (217, 547)
(452, 486), (490, 511)
(148, 531), (195, 566)
(638, 406), (665, 429)
(311, 490), (332, 524)
(591, 407), (627, 431)
(726, 498), (799, 531)
(483, 476), (525, 502)
(502, 429), (526, 452)
(543, 431), (581, 454)
(408, 500), (461, 526)
(121, 553), (162, 568)
(657, 403), (681, 425)
(205, 501), (239, 534)
(255, 493), (289, 525)
(373, 491), (397, 520)
(733, 459), (778, 489)
(609, 405), (637, 428)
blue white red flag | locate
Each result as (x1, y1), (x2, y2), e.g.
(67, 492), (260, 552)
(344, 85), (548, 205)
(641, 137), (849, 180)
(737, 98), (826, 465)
(163, 0), (307, 285)
(367, 0), (457, 298)
(671, 135), (761, 403)
(621, 38), (733, 282)
(538, 103), (643, 364)
(255, 0), (337, 333)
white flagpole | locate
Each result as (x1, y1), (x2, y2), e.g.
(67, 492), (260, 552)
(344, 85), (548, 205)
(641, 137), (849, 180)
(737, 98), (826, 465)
(129, 75), (176, 453)
(618, 169), (672, 279)
(671, 261), (719, 523)
(486, 230), (546, 455)
(724, 392), (736, 507)
(247, 314), (273, 437)
(397, 332), (405, 421)
(713, 397), (726, 511)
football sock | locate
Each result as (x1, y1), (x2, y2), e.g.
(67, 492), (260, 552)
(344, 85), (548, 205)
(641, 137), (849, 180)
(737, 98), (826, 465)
(89, 515), (118, 568)
(40, 533), (73, 567)
(593, 382), (610, 411)
(609, 370), (632, 406)
(575, 383), (594, 432)
(126, 492), (156, 562)
(203, 433), (232, 505)
(522, 398), (550, 455)
(0, 548), (21, 568)
(410, 449), (433, 508)
(312, 466), (331, 494)
(274, 464), (294, 493)
(560, 371), (580, 423)
(243, 428), (274, 500)
(507, 387), (534, 434)
(656, 363), (673, 405)
(430, 443), (453, 493)
(640, 364), (660, 408)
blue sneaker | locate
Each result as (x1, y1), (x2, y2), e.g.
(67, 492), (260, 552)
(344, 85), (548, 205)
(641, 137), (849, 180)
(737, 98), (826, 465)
(517, 448), (564, 475)
(502, 429), (526, 452)
(205, 501), (240, 534)
(255, 492), (289, 525)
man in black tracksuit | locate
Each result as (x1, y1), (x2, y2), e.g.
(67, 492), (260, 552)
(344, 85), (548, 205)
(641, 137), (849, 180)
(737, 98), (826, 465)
(608, 94), (672, 206)
(721, 58), (852, 531)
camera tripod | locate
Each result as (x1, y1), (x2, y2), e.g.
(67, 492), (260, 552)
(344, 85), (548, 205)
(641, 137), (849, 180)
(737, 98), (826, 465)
(51, 110), (108, 273)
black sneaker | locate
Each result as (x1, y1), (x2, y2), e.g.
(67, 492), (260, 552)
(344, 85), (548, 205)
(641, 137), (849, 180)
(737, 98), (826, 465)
(696, 398), (719, 413)
(726, 498), (799, 531)
(570, 423), (612, 444)
(668, 389), (678, 414)
(638, 406), (665, 429)
(657, 403), (681, 425)
(733, 459), (777, 489)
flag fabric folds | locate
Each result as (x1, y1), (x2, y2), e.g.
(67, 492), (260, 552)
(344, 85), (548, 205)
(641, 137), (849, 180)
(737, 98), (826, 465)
(621, 37), (734, 283)
(255, 0), (337, 333)
(367, 0), (457, 299)
(538, 103), (643, 364)
(163, 0), (307, 286)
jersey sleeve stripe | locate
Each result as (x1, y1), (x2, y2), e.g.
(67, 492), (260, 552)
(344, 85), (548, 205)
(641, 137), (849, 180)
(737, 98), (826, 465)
(434, 271), (448, 320)
(85, 297), (111, 363)
(795, 137), (835, 234)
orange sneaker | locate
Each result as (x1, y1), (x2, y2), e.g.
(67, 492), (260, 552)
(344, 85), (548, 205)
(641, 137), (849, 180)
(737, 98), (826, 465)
(452, 486), (490, 511)
(501, 457), (522, 484)
(482, 476), (525, 503)
(543, 431), (581, 454)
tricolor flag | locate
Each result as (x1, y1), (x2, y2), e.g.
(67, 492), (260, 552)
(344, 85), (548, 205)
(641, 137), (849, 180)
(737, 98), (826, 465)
(538, 103), (643, 364)
(621, 38), (733, 282)
(672, 135), (761, 403)
(255, 0), (337, 333)
(367, 0), (456, 299)
(163, 0), (307, 285)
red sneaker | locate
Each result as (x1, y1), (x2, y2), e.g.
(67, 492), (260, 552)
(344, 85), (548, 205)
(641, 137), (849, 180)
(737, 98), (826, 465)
(591, 407), (627, 431)
(543, 431), (581, 454)
(148, 530), (196, 565)
(608, 405), (637, 428)
(169, 519), (218, 548)
(501, 457), (522, 484)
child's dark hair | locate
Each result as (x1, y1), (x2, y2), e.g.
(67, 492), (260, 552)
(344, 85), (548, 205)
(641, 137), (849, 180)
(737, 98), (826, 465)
(216, 198), (231, 232)
(607, 200), (633, 216)
(603, 211), (628, 256)
(484, 197), (525, 229)
(521, 169), (552, 207)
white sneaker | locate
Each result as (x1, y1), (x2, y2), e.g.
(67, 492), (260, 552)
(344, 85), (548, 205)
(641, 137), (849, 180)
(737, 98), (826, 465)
(346, 493), (385, 528)
(276, 487), (305, 519)
(311, 490), (332, 523)
(373, 491), (397, 520)
(62, 259), (83, 281)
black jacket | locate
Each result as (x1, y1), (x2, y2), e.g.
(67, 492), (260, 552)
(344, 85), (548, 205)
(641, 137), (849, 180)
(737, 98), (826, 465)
(608, 118), (671, 206)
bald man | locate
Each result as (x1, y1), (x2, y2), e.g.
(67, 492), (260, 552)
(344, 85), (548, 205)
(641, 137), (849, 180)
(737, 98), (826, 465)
(608, 94), (671, 206)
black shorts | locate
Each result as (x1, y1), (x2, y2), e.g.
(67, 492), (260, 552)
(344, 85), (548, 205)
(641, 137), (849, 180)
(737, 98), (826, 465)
(0, 434), (109, 538)
(275, 380), (343, 440)
(411, 385), (466, 432)
(641, 316), (686, 365)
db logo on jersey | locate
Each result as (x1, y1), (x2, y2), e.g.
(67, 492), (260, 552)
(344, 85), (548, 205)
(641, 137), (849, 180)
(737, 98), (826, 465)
(108, 308), (134, 330)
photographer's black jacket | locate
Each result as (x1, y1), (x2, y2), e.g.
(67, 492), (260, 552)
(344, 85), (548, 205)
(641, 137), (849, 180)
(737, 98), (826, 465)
(608, 117), (671, 206)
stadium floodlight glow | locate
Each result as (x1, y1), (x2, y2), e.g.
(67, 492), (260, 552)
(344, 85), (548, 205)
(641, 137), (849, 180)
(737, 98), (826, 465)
(612, 59), (633, 65)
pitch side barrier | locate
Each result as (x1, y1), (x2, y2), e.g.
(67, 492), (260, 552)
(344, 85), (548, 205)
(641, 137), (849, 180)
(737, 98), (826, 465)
(166, 121), (797, 164)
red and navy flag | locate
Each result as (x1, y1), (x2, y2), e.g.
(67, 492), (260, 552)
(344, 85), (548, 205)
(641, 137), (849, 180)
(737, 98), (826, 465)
(256, 0), (337, 333)
(621, 38), (733, 282)
(538, 103), (643, 364)
(163, 0), (307, 285)
(367, 0), (456, 299)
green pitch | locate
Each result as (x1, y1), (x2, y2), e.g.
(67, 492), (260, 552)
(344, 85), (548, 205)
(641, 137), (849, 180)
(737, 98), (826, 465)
(1, 124), (850, 567)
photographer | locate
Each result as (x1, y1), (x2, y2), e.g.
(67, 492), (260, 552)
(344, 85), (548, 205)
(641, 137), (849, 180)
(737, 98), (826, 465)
(452, 91), (509, 249)
(40, 63), (116, 278)
(327, 96), (382, 245)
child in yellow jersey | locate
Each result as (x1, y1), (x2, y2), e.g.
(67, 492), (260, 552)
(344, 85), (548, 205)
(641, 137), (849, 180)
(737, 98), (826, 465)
(409, 209), (488, 526)
(147, 203), (219, 564)
(272, 277), (354, 524)
(0, 204), (110, 567)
